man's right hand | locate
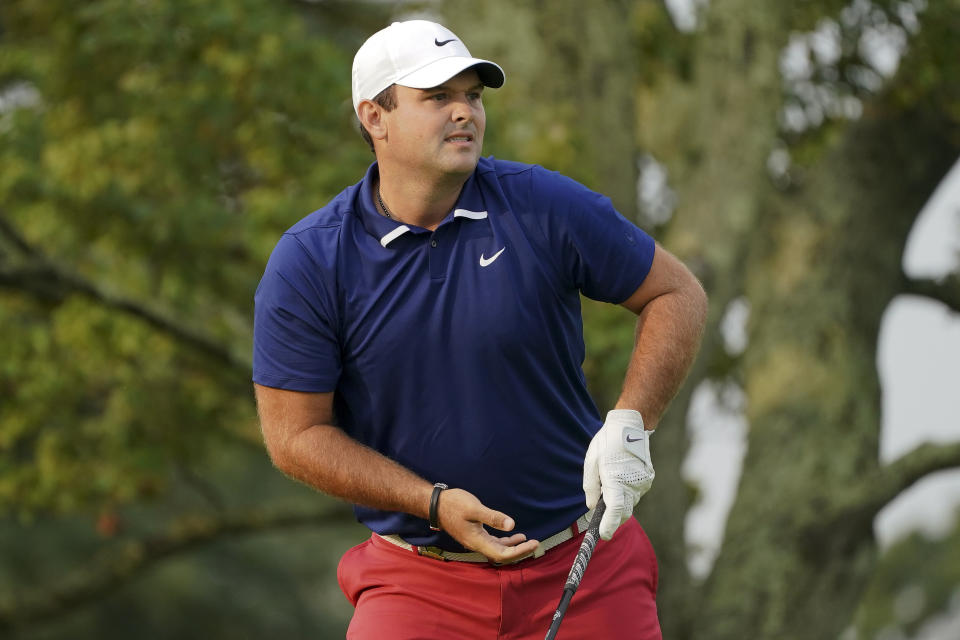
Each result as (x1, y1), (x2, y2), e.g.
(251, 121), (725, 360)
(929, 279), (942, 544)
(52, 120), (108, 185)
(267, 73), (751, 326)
(436, 488), (540, 564)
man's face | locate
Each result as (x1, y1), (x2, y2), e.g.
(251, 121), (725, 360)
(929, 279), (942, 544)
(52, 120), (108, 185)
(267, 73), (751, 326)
(381, 69), (486, 180)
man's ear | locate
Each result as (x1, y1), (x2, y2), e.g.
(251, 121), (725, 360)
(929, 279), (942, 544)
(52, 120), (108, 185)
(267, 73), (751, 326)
(357, 101), (387, 142)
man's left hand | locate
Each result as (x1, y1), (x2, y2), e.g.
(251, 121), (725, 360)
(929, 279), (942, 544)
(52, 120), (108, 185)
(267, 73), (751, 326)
(583, 409), (655, 540)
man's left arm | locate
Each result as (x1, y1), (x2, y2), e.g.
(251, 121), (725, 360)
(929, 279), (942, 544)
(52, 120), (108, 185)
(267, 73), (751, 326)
(584, 243), (707, 539)
(616, 243), (708, 425)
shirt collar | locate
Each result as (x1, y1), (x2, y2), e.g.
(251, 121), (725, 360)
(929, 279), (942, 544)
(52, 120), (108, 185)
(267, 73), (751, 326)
(355, 162), (489, 248)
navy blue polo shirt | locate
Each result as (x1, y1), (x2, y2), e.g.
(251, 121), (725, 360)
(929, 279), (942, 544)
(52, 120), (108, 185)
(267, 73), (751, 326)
(253, 157), (655, 551)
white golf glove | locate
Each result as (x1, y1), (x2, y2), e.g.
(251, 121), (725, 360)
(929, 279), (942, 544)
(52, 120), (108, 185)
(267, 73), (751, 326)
(583, 409), (655, 540)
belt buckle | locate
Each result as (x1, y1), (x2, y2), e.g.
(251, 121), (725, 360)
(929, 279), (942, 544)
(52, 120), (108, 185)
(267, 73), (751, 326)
(417, 545), (448, 561)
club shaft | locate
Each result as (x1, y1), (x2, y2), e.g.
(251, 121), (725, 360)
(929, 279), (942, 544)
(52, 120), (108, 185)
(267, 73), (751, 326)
(544, 589), (574, 640)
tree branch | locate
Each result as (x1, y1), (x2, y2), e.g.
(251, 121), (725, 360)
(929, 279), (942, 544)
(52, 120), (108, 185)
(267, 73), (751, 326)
(810, 440), (960, 548)
(859, 441), (960, 518)
(901, 270), (960, 314)
(175, 462), (227, 512)
(0, 211), (251, 376)
(0, 214), (40, 258)
(0, 503), (356, 630)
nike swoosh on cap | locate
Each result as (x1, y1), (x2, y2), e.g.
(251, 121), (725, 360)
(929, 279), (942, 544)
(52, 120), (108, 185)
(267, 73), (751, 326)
(435, 38), (456, 46)
(479, 247), (505, 267)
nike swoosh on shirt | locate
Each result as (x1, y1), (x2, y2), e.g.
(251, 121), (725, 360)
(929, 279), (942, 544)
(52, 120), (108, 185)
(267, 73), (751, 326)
(435, 38), (456, 46)
(479, 248), (506, 267)
(625, 435), (645, 443)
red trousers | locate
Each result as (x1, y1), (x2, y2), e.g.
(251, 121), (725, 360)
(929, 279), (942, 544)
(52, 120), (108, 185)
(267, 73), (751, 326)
(338, 518), (661, 639)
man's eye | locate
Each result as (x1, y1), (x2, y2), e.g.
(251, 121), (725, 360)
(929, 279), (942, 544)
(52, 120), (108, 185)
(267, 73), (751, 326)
(431, 93), (446, 101)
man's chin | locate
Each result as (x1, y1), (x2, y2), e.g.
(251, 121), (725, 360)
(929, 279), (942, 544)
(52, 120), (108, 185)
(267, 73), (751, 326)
(438, 155), (481, 178)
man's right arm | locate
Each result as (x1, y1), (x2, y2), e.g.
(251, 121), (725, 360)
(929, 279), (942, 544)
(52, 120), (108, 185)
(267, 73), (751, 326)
(254, 384), (540, 562)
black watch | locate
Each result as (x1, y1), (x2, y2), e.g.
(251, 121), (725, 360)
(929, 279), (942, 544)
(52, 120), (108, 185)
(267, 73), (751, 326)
(428, 483), (448, 531)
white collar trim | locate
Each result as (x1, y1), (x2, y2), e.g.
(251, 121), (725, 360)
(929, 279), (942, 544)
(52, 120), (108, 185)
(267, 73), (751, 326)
(454, 209), (488, 220)
(378, 210), (487, 247)
(380, 225), (411, 247)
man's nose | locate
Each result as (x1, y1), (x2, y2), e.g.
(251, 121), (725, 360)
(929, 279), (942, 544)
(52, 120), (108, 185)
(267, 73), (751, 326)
(452, 97), (472, 122)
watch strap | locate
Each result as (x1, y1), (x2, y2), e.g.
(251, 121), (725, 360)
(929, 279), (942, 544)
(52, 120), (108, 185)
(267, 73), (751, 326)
(429, 483), (448, 531)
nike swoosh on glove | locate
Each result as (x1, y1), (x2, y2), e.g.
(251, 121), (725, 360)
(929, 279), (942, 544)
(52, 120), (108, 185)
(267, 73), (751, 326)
(583, 409), (655, 540)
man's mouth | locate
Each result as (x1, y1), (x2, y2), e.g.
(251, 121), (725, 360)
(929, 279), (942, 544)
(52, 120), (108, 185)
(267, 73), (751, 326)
(445, 134), (474, 143)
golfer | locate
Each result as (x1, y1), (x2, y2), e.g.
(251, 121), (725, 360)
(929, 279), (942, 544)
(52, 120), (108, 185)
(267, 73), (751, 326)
(253, 19), (706, 639)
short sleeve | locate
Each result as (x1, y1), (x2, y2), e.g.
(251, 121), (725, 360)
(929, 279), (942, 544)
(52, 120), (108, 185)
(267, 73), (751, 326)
(253, 232), (341, 392)
(529, 167), (656, 303)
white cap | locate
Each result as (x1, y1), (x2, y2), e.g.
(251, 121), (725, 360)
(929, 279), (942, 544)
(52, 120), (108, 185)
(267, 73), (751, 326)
(351, 20), (505, 115)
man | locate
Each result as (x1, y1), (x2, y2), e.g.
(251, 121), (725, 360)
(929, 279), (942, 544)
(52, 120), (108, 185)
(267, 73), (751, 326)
(253, 19), (706, 640)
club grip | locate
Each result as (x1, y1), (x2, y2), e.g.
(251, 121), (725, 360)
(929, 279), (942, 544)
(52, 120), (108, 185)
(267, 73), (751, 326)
(544, 498), (606, 640)
(563, 498), (606, 593)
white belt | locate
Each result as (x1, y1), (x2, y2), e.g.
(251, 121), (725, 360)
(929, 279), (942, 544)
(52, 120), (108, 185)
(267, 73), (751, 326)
(377, 508), (594, 565)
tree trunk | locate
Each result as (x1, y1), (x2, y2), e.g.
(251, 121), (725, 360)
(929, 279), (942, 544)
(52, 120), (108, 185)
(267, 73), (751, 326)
(695, 72), (960, 640)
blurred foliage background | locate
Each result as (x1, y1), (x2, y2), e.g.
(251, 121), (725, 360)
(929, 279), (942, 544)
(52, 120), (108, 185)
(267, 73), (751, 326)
(1, 0), (959, 638)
